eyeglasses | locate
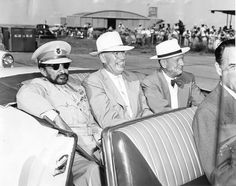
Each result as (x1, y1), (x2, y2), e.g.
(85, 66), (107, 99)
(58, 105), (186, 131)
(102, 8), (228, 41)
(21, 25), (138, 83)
(222, 64), (236, 72)
(112, 51), (126, 59)
(45, 63), (70, 70)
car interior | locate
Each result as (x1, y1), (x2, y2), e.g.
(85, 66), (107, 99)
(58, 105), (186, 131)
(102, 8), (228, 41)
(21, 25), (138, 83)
(1, 69), (211, 186)
(102, 106), (211, 186)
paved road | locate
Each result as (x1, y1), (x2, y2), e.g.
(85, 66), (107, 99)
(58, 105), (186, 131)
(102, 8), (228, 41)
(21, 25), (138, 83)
(13, 51), (219, 91)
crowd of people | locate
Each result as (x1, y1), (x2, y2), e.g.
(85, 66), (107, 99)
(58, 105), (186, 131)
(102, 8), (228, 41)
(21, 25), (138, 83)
(54, 20), (235, 53)
(16, 29), (236, 186)
(118, 21), (235, 52)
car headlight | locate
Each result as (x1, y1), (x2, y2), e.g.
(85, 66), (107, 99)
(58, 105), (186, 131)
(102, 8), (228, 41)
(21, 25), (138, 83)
(1, 53), (14, 68)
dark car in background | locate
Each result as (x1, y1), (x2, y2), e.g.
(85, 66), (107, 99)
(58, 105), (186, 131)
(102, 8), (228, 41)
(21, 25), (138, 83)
(36, 24), (56, 39)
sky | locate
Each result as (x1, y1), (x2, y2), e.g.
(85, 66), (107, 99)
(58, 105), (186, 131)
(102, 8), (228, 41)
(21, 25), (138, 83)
(0, 0), (235, 29)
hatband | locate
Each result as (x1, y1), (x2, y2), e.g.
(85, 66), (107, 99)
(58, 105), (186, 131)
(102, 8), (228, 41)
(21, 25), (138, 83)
(157, 49), (182, 58)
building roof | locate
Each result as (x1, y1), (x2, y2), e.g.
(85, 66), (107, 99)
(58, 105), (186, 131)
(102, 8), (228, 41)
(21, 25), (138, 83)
(0, 24), (35, 28)
(211, 10), (235, 15)
(73, 12), (91, 16)
(73, 10), (149, 20)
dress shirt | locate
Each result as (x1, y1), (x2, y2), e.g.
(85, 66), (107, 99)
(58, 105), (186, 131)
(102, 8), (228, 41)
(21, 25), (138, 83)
(105, 70), (133, 117)
(162, 71), (178, 109)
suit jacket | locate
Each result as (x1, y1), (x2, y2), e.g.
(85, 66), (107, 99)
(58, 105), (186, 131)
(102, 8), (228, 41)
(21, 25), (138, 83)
(142, 69), (205, 113)
(82, 69), (152, 128)
(192, 84), (236, 183)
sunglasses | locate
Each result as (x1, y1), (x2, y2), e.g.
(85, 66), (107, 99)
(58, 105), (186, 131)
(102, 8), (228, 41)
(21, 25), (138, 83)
(45, 63), (70, 70)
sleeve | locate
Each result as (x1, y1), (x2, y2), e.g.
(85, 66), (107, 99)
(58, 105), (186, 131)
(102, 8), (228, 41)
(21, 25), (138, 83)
(138, 83), (153, 116)
(190, 76), (205, 106)
(16, 82), (55, 118)
(41, 110), (59, 121)
(192, 107), (217, 183)
(83, 76), (128, 128)
(141, 75), (171, 114)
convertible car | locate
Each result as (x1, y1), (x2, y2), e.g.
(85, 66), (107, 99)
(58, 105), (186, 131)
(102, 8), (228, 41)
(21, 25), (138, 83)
(0, 53), (211, 186)
(0, 53), (95, 185)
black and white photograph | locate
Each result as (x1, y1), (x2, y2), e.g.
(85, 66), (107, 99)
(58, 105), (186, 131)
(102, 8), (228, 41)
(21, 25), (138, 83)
(0, 0), (235, 185)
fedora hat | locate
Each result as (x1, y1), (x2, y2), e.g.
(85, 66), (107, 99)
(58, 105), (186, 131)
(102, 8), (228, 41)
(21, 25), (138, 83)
(150, 39), (190, 60)
(32, 41), (72, 64)
(90, 31), (134, 56)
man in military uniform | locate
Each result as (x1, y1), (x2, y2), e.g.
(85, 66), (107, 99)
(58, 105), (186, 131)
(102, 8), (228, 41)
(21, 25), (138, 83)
(17, 41), (102, 186)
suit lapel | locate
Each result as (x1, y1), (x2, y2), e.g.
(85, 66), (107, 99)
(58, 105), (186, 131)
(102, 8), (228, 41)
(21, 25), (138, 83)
(158, 70), (171, 107)
(178, 84), (190, 107)
(100, 69), (126, 107)
(219, 86), (236, 143)
(222, 87), (236, 125)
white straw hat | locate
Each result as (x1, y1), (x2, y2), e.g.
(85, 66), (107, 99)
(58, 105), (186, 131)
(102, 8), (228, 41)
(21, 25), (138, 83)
(32, 41), (72, 64)
(150, 39), (190, 59)
(90, 31), (134, 56)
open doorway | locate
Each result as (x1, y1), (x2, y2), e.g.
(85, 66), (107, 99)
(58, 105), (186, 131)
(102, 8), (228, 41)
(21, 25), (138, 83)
(107, 19), (116, 30)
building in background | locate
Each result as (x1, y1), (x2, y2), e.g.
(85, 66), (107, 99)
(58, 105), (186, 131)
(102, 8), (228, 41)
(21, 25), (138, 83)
(61, 10), (162, 30)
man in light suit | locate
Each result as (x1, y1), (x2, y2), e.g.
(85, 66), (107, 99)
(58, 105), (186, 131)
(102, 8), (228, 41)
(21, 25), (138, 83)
(193, 39), (236, 184)
(83, 31), (152, 128)
(142, 39), (204, 113)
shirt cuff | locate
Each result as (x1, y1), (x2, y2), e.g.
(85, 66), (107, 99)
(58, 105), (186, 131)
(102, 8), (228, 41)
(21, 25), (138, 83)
(41, 110), (59, 121)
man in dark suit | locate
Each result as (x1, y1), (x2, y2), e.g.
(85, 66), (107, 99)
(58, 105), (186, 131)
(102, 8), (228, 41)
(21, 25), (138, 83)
(142, 39), (204, 113)
(83, 31), (152, 128)
(192, 39), (236, 184)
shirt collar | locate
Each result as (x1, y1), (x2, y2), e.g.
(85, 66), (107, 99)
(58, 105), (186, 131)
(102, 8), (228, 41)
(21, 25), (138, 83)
(162, 70), (175, 84)
(222, 83), (236, 100)
(104, 69), (122, 80)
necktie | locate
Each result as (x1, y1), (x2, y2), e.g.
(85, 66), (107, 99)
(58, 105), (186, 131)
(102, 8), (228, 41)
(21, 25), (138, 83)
(171, 79), (183, 88)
